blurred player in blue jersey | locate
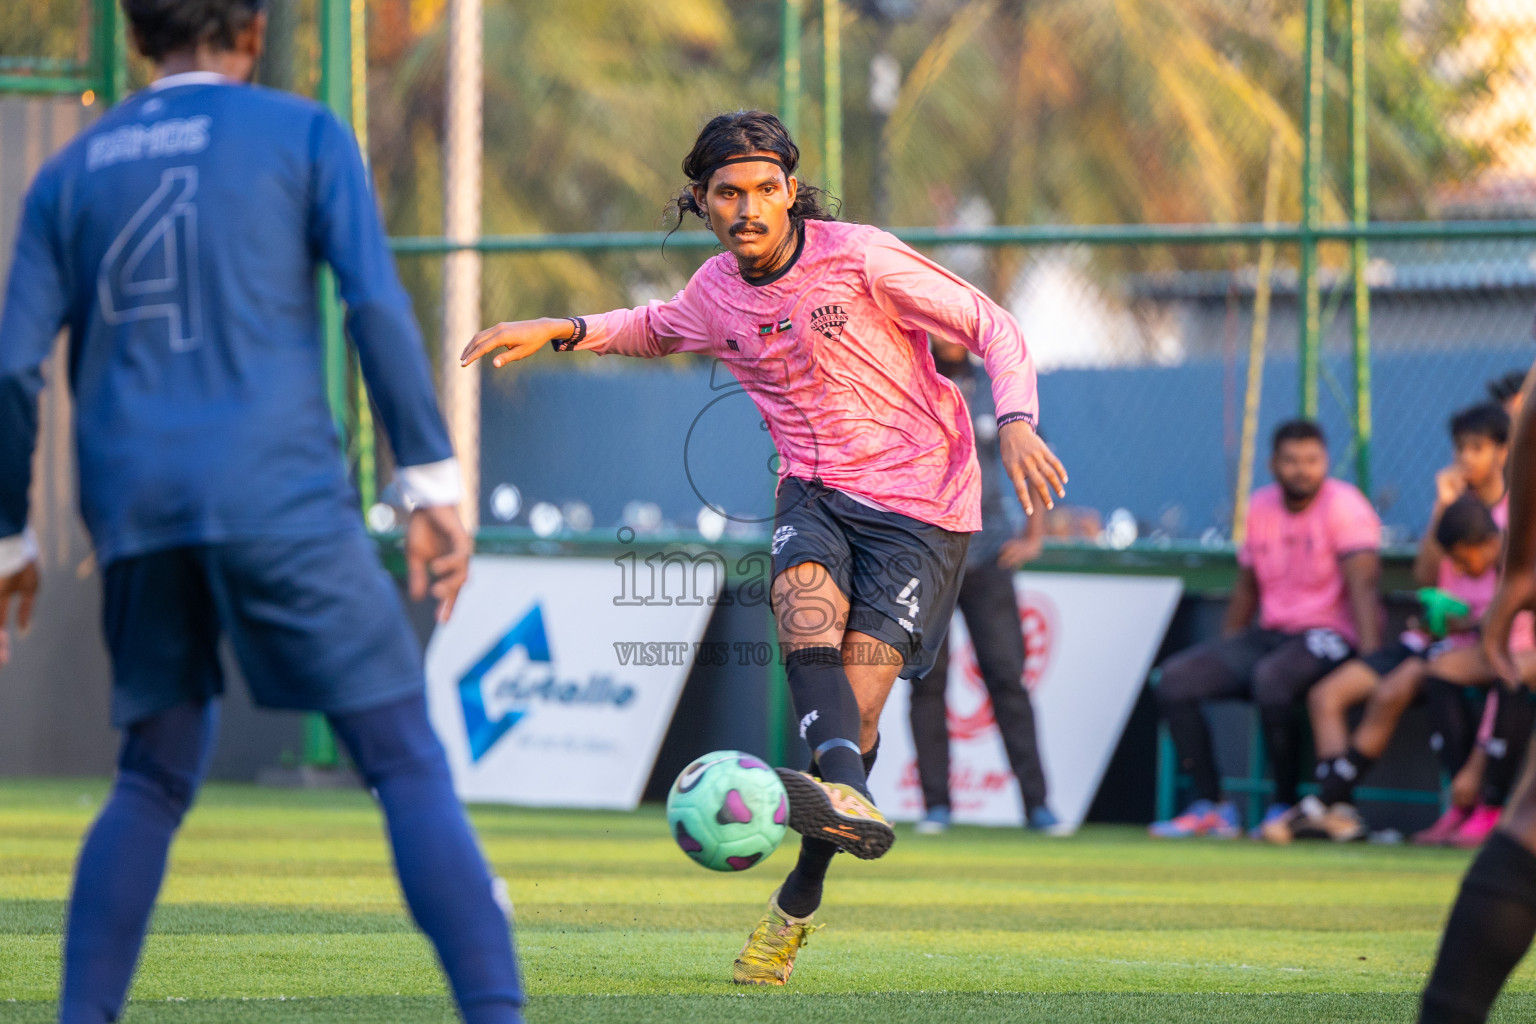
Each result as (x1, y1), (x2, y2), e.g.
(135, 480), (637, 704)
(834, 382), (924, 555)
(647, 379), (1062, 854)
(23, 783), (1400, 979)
(0, 1), (522, 1021)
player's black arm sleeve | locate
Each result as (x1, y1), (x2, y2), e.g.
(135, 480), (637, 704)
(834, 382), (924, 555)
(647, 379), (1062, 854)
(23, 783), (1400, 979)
(0, 176), (69, 540)
(308, 112), (453, 470)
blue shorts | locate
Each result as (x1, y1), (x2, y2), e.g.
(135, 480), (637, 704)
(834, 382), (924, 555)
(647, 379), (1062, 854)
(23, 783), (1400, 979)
(770, 476), (970, 680)
(101, 531), (424, 727)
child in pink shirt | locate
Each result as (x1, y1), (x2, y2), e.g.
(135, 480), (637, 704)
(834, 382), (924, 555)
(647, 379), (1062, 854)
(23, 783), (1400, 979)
(1282, 403), (1517, 847)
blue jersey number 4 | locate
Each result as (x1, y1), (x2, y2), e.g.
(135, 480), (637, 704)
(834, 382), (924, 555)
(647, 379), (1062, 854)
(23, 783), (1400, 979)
(97, 165), (203, 352)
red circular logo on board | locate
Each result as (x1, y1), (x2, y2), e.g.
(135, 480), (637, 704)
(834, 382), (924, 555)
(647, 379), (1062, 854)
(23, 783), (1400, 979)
(1021, 591), (1058, 693)
(945, 588), (1058, 740)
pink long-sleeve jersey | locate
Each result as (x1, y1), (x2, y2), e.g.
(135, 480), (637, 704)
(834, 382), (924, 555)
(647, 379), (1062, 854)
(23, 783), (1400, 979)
(576, 219), (1039, 533)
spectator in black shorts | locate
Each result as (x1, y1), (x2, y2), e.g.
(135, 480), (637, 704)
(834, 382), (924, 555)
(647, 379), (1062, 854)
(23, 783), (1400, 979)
(909, 340), (1061, 835)
(1149, 421), (1382, 839)
(1263, 404), (1510, 845)
(1265, 497), (1503, 844)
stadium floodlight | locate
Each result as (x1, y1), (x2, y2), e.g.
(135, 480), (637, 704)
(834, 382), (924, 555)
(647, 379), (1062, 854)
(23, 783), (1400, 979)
(562, 501), (594, 533)
(1104, 508), (1138, 550)
(365, 503), (397, 533)
(622, 500), (664, 535)
(489, 483), (522, 522)
(528, 502), (563, 538)
(697, 506), (727, 542)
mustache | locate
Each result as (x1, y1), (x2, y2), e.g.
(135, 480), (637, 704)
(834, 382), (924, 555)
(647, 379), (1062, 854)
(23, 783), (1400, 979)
(730, 221), (771, 237)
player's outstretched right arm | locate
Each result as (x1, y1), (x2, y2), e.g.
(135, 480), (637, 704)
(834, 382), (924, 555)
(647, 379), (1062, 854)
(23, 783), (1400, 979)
(460, 318), (578, 369)
(464, 283), (714, 370)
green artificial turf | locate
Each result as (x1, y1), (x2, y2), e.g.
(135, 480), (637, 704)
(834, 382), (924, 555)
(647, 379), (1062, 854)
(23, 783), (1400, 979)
(3, 778), (1534, 1022)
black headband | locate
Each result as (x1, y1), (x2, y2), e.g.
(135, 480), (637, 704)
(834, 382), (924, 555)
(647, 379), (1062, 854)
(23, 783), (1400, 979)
(699, 154), (793, 184)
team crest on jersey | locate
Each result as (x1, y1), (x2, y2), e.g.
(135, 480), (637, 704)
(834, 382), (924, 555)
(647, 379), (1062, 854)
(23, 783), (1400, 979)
(810, 304), (849, 340)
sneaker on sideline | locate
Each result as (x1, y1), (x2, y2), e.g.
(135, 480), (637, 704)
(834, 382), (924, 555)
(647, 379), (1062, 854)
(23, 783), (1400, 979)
(1449, 804), (1502, 849)
(1027, 805), (1075, 837)
(1412, 805), (1473, 846)
(915, 806), (950, 835)
(1249, 803), (1294, 840)
(1148, 799), (1241, 839)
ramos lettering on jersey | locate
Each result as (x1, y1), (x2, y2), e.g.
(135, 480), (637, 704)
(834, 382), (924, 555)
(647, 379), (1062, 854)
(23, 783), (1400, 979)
(426, 556), (718, 808)
(867, 572), (1182, 830)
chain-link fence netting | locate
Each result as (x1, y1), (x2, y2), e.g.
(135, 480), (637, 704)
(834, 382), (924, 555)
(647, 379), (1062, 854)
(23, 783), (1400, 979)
(367, 0), (1536, 543)
(2, 0), (1533, 545)
(1, 1), (92, 79)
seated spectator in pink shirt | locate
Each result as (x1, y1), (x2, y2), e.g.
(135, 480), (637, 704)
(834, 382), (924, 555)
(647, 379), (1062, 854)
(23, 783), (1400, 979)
(1265, 404), (1512, 848)
(1148, 420), (1383, 839)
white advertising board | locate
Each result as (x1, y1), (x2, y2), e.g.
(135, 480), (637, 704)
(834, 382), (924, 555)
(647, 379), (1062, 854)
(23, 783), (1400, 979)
(867, 572), (1182, 829)
(425, 555), (719, 809)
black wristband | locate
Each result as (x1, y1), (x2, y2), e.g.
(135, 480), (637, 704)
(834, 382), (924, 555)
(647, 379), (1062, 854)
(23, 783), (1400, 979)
(996, 411), (1036, 430)
(551, 316), (587, 352)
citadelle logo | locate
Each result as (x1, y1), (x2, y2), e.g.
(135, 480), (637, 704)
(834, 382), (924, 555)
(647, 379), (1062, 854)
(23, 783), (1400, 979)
(809, 303), (848, 340)
(458, 603), (638, 762)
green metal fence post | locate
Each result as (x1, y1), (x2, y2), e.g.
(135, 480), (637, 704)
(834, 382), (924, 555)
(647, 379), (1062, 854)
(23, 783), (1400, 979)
(822, 0), (842, 200)
(1349, 0), (1372, 496)
(1297, 0), (1325, 420)
(350, 0), (377, 511)
(95, 0), (127, 104)
(780, 0), (802, 143)
(304, 0), (354, 770)
(318, 0), (352, 445)
(317, 0), (351, 449)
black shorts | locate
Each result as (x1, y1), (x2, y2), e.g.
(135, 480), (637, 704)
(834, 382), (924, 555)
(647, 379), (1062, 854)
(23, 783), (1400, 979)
(1360, 638), (1428, 677)
(102, 530), (425, 727)
(770, 476), (969, 680)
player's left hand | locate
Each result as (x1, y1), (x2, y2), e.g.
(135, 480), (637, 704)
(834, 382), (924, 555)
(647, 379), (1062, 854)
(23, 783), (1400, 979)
(997, 534), (1044, 569)
(1000, 421), (1067, 517)
(0, 560), (39, 669)
(406, 506), (472, 623)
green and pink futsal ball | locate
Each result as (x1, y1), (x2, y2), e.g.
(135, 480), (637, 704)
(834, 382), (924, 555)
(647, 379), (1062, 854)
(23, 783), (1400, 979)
(666, 750), (788, 871)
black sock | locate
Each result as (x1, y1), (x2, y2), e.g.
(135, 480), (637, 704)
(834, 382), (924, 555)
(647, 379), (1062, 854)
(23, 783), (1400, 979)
(1261, 707), (1303, 807)
(862, 735), (880, 776)
(1420, 831), (1536, 1024)
(785, 646), (868, 797)
(1161, 698), (1223, 803)
(1483, 691), (1535, 807)
(1425, 676), (1475, 777)
(777, 837), (838, 919)
(1318, 747), (1374, 807)
(776, 732), (882, 921)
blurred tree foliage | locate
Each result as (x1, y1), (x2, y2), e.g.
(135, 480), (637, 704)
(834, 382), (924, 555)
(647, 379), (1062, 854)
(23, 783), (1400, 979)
(352, 0), (1515, 335)
(4, 1), (1516, 343)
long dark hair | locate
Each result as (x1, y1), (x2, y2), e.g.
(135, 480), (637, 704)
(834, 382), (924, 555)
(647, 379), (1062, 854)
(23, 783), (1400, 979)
(666, 111), (839, 244)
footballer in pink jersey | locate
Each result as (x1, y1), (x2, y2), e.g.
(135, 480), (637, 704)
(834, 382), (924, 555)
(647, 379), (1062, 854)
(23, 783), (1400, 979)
(461, 111), (1066, 986)
(1148, 420), (1383, 841)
